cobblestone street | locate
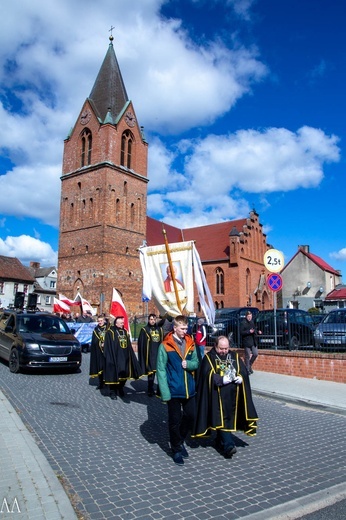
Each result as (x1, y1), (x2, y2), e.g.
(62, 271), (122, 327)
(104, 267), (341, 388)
(0, 354), (345, 520)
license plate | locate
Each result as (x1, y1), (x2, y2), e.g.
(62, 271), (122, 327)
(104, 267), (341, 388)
(49, 357), (68, 362)
(260, 338), (274, 343)
(326, 339), (342, 344)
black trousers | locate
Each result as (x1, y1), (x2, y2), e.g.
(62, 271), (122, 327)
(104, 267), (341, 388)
(167, 396), (196, 453)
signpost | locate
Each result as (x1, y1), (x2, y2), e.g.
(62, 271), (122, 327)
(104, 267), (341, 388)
(264, 249), (285, 349)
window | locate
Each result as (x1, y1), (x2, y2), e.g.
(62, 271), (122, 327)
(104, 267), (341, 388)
(0, 282), (4, 294)
(120, 130), (133, 169)
(81, 129), (92, 167)
(216, 268), (224, 294)
(24, 284), (28, 294)
(50, 281), (56, 288)
(45, 296), (51, 305)
(13, 283), (18, 295)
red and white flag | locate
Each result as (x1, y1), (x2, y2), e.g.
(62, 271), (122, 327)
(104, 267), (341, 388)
(109, 288), (130, 333)
(53, 297), (71, 314)
(81, 297), (96, 316)
(59, 293), (80, 307)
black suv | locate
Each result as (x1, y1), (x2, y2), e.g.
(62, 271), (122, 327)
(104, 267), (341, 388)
(209, 307), (259, 347)
(0, 310), (82, 373)
(255, 309), (315, 350)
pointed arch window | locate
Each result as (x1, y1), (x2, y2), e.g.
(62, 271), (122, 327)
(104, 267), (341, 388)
(216, 267), (224, 294)
(120, 130), (133, 169)
(81, 128), (92, 167)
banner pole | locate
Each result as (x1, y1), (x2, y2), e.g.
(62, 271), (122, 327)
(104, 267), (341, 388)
(162, 226), (183, 314)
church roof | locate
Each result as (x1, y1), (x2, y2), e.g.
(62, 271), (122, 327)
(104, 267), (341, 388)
(146, 216), (248, 262)
(88, 38), (128, 123)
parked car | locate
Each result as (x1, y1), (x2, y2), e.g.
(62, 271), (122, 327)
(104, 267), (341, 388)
(314, 309), (346, 351)
(209, 307), (259, 347)
(255, 309), (315, 350)
(0, 309), (82, 373)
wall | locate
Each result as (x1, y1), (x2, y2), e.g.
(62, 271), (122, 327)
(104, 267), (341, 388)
(235, 348), (346, 383)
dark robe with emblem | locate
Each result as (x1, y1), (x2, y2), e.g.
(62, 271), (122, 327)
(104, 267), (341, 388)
(103, 325), (143, 384)
(193, 348), (258, 438)
(138, 324), (164, 375)
(89, 324), (107, 379)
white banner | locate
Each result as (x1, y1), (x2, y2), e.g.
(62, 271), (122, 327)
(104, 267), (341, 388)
(139, 241), (215, 324)
(140, 241), (194, 317)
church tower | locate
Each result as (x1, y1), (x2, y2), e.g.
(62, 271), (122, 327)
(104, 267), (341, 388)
(57, 36), (148, 316)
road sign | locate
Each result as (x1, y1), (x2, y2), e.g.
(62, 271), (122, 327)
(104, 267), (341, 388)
(267, 273), (283, 292)
(264, 249), (284, 273)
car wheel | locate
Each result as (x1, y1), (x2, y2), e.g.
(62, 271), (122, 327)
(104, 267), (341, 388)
(9, 348), (20, 373)
(289, 336), (300, 350)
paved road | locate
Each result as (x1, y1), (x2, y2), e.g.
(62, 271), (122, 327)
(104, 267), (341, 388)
(0, 354), (345, 520)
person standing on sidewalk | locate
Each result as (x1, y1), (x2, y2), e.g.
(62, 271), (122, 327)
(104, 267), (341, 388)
(193, 336), (258, 459)
(240, 310), (261, 374)
(138, 314), (164, 396)
(156, 315), (199, 466)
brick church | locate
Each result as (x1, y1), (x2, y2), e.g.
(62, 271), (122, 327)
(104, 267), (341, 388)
(57, 36), (273, 318)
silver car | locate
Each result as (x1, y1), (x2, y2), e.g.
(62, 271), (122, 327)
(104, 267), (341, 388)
(314, 309), (346, 351)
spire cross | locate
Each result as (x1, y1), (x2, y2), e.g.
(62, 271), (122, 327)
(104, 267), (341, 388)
(109, 26), (115, 37)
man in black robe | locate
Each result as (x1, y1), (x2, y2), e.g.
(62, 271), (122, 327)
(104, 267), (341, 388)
(103, 316), (143, 400)
(193, 336), (258, 458)
(89, 315), (108, 389)
(137, 314), (164, 396)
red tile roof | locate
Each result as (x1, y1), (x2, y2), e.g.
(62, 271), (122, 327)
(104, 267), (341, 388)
(146, 216), (248, 262)
(0, 256), (35, 282)
(325, 286), (346, 300)
(283, 248), (340, 275)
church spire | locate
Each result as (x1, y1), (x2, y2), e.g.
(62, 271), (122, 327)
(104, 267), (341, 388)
(88, 35), (129, 123)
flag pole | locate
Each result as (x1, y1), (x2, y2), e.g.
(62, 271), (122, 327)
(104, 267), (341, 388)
(162, 226), (183, 314)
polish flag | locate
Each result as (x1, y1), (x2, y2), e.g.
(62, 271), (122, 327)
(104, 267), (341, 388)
(53, 297), (71, 314)
(81, 297), (96, 316)
(109, 288), (130, 333)
(59, 294), (80, 307)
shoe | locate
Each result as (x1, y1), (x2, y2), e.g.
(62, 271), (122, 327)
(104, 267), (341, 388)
(180, 445), (189, 458)
(110, 392), (117, 400)
(173, 452), (184, 466)
(118, 388), (125, 397)
(224, 446), (237, 459)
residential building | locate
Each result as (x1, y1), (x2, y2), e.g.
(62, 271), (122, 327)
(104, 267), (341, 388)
(280, 245), (342, 311)
(0, 256), (35, 309)
(27, 262), (57, 312)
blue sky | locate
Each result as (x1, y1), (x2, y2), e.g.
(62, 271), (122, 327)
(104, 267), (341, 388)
(0, 0), (345, 279)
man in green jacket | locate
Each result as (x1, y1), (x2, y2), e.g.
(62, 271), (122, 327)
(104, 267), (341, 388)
(156, 315), (199, 465)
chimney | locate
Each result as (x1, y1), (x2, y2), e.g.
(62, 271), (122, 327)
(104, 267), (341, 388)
(299, 245), (310, 253)
(30, 261), (41, 269)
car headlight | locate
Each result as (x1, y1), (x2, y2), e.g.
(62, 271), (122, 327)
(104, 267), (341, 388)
(314, 329), (322, 339)
(25, 342), (40, 350)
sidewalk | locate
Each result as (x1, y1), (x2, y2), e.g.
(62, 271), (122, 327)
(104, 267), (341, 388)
(250, 371), (346, 414)
(0, 372), (345, 519)
(0, 389), (77, 520)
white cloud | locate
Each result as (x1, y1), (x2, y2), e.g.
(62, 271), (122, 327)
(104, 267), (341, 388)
(147, 125), (340, 227)
(0, 0), (268, 229)
(330, 248), (346, 262)
(0, 235), (57, 265)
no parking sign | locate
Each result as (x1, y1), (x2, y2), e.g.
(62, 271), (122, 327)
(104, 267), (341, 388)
(267, 273), (283, 292)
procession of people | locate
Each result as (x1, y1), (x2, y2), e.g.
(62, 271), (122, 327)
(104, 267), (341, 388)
(88, 308), (259, 465)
